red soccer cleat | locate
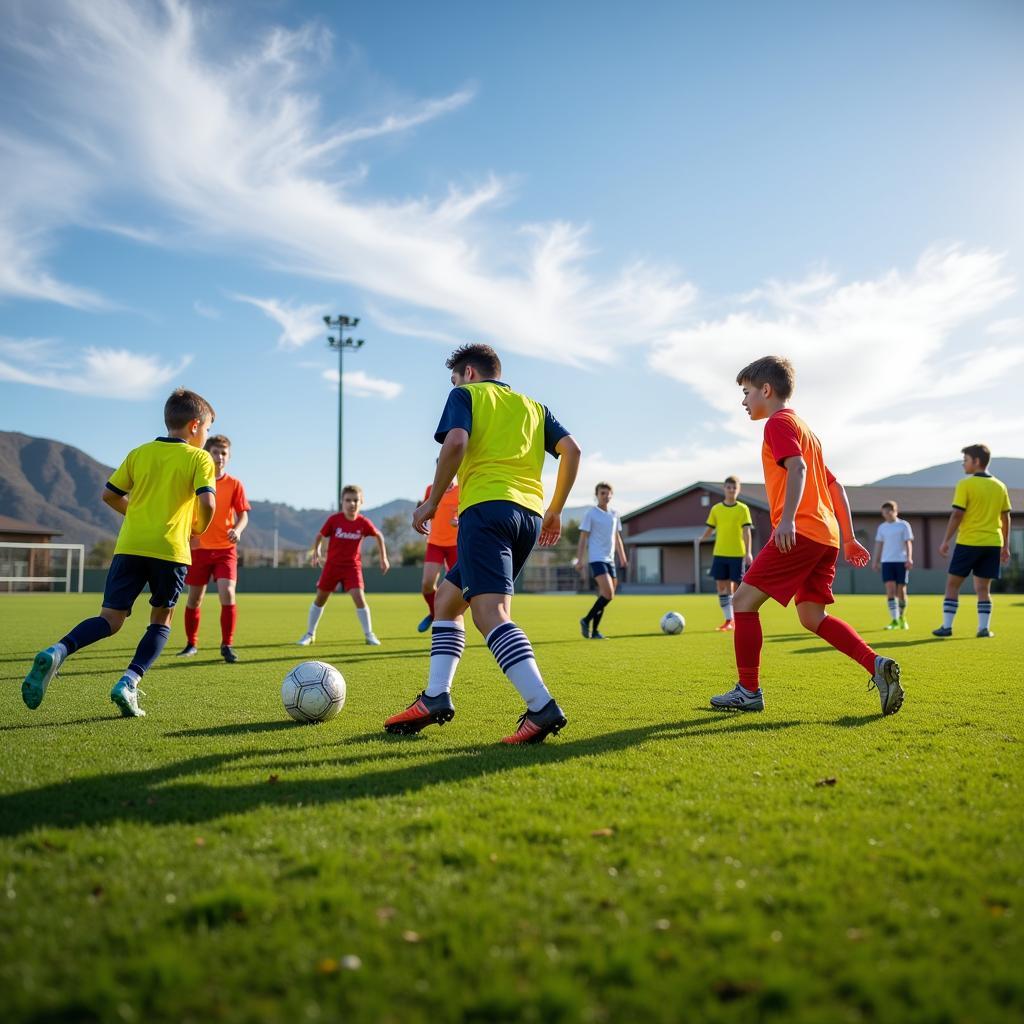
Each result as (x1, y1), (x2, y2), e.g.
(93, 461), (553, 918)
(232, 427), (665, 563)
(715, 621), (735, 632)
(501, 699), (567, 745)
(383, 691), (455, 735)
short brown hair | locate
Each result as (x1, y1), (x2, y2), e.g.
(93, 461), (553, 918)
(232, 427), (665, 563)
(164, 388), (215, 430)
(735, 356), (795, 401)
(341, 485), (364, 500)
(205, 434), (231, 452)
(724, 475), (740, 486)
(446, 343), (501, 380)
(961, 444), (991, 468)
(595, 481), (613, 495)
(881, 501), (897, 512)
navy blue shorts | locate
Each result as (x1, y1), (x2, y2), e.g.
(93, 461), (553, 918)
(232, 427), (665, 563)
(710, 555), (744, 583)
(590, 560), (616, 579)
(881, 562), (908, 585)
(103, 554), (188, 612)
(949, 544), (1001, 580)
(445, 501), (541, 601)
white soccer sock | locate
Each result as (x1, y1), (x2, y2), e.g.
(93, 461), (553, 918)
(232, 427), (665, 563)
(307, 602), (325, 635)
(942, 598), (958, 629)
(978, 599), (992, 631)
(724, 596), (734, 621)
(356, 606), (372, 636)
(486, 622), (551, 712)
(887, 598), (899, 620)
(718, 593), (733, 621)
(425, 621), (465, 697)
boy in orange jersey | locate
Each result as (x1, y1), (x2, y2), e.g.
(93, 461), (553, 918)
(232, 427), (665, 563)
(178, 434), (251, 663)
(709, 356), (904, 716)
(417, 473), (460, 633)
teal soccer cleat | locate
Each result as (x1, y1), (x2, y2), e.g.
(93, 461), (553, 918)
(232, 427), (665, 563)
(110, 677), (147, 718)
(22, 645), (65, 710)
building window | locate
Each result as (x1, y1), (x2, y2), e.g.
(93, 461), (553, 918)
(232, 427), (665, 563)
(635, 546), (661, 584)
(700, 495), (710, 507)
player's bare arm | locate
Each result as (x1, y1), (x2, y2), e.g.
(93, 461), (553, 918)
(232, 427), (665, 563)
(227, 509), (248, 544)
(827, 478), (869, 567)
(414, 429), (467, 535)
(376, 535), (391, 574)
(1001, 511), (1012, 564)
(616, 531), (628, 568)
(775, 455), (806, 553)
(938, 508), (965, 557)
(871, 540), (883, 571)
(192, 491), (216, 536)
(310, 534), (325, 567)
(540, 434), (581, 548)
(576, 529), (589, 575)
(101, 486), (129, 517)
(742, 523), (752, 566)
(905, 538), (913, 569)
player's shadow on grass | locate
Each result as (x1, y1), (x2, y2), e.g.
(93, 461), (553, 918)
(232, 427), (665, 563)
(791, 637), (965, 655)
(0, 715), (799, 837)
(0, 715), (123, 733)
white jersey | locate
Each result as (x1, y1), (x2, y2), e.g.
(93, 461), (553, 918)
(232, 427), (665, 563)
(580, 505), (621, 563)
(875, 519), (913, 562)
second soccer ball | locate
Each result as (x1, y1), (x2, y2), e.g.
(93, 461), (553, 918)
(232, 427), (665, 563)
(660, 612), (686, 635)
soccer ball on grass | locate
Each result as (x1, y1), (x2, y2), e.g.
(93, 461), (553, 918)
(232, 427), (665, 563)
(282, 661), (346, 723)
(660, 612), (686, 635)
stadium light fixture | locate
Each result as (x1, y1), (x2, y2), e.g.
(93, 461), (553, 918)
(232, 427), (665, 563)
(324, 314), (368, 507)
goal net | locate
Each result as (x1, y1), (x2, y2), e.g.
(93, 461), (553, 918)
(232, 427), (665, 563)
(0, 542), (86, 593)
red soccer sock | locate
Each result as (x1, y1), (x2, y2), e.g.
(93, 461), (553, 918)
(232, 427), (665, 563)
(815, 615), (876, 674)
(425, 590), (436, 616)
(184, 606), (200, 646)
(220, 604), (237, 645)
(733, 611), (762, 692)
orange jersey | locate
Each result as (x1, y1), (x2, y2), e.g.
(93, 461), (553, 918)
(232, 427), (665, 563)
(761, 409), (840, 548)
(424, 483), (460, 547)
(198, 474), (251, 550)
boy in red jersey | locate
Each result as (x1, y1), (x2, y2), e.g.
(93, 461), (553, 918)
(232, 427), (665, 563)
(297, 485), (390, 646)
(178, 434), (250, 663)
(417, 473), (460, 633)
(709, 356), (904, 716)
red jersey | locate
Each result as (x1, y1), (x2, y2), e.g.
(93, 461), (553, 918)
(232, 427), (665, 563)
(320, 513), (380, 567)
(198, 474), (251, 550)
(761, 409), (840, 548)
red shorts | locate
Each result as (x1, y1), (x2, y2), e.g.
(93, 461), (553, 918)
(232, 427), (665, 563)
(425, 543), (459, 570)
(317, 563), (364, 593)
(185, 546), (237, 586)
(743, 535), (838, 607)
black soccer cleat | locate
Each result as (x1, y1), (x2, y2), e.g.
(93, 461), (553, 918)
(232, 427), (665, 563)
(579, 617), (591, 639)
(502, 699), (568, 745)
(220, 644), (239, 663)
(384, 691), (456, 735)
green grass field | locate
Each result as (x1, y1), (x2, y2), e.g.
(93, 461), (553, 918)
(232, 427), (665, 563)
(1, 592), (1021, 1023)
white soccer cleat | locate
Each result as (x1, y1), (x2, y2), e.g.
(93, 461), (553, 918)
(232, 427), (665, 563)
(296, 633), (315, 646)
(365, 633), (382, 646)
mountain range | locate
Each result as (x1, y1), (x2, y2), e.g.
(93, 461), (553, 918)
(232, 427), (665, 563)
(2, 431), (1020, 549)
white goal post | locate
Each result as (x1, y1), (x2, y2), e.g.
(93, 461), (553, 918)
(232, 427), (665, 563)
(0, 542), (86, 593)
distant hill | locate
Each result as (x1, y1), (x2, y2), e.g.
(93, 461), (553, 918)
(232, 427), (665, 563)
(0, 431), (418, 552)
(870, 458), (1024, 488)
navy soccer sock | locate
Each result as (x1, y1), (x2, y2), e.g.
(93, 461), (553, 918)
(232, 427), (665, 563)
(127, 624), (171, 678)
(586, 595), (609, 624)
(60, 616), (113, 656)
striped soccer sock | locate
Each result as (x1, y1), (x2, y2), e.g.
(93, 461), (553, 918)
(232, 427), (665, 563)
(887, 598), (899, 621)
(942, 598), (958, 629)
(486, 621), (551, 712)
(424, 621), (465, 697)
(978, 599), (992, 631)
(718, 593), (734, 621)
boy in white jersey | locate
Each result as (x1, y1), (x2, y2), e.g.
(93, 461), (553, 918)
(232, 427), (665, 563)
(576, 482), (628, 639)
(871, 501), (913, 629)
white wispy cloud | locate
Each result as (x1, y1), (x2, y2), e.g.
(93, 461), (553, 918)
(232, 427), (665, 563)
(0, 0), (695, 361)
(0, 340), (191, 398)
(232, 295), (328, 349)
(193, 300), (221, 320)
(322, 367), (402, 399)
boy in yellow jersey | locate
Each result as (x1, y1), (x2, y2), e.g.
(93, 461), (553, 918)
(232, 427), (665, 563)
(932, 444), (1012, 639)
(699, 475), (753, 631)
(22, 388), (217, 717)
(384, 343), (581, 744)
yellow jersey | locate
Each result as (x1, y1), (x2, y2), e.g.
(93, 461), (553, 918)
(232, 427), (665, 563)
(952, 473), (1012, 547)
(107, 438), (217, 564)
(706, 501), (753, 557)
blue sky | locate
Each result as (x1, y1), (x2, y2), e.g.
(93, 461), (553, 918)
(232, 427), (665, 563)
(1, 0), (1022, 512)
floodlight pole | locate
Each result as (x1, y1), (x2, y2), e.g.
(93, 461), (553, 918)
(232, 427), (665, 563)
(323, 315), (366, 507)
